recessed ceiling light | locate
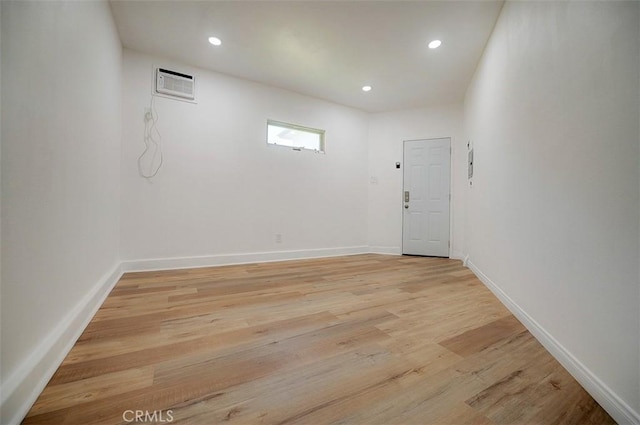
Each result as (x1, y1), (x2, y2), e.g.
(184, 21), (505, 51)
(362, 85), (372, 92)
(208, 36), (222, 46)
(428, 39), (442, 49)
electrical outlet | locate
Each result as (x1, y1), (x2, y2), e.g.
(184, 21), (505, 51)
(275, 234), (282, 244)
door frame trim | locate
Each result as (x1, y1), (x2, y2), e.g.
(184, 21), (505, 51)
(401, 137), (452, 258)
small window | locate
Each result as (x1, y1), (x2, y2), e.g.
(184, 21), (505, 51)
(267, 120), (325, 153)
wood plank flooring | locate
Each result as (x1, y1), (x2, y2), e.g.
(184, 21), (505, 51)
(24, 254), (615, 424)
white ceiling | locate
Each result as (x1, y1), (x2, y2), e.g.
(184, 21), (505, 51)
(109, 1), (504, 113)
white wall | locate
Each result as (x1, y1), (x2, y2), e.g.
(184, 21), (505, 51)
(367, 105), (465, 257)
(0, 2), (122, 423)
(464, 1), (639, 421)
(120, 50), (369, 268)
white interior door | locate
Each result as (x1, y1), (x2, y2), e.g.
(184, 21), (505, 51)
(402, 138), (451, 257)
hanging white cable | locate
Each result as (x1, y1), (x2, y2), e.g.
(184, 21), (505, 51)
(138, 95), (163, 179)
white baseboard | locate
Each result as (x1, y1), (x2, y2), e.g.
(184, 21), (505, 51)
(466, 259), (640, 425)
(121, 246), (370, 272)
(367, 246), (402, 256)
(0, 263), (123, 425)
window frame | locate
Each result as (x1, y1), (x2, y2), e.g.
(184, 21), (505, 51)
(266, 119), (326, 153)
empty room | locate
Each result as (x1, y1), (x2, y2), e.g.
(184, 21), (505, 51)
(1, 0), (639, 424)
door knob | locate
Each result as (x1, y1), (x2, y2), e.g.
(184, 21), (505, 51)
(404, 204), (409, 209)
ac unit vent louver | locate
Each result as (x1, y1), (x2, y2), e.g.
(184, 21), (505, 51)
(156, 68), (195, 100)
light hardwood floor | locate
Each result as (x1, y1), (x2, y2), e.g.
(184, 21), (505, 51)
(24, 254), (615, 424)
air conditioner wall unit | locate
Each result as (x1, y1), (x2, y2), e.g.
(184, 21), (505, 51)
(155, 68), (195, 100)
